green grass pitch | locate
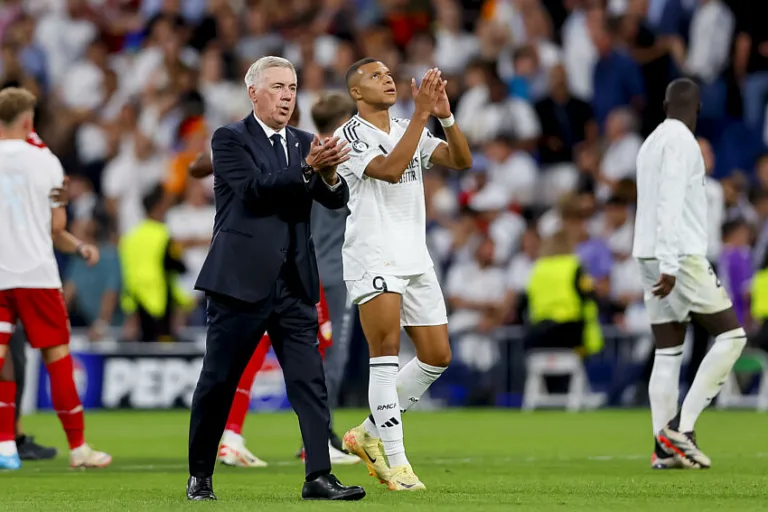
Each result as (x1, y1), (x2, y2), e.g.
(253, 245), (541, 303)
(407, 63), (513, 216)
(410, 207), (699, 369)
(4, 409), (768, 511)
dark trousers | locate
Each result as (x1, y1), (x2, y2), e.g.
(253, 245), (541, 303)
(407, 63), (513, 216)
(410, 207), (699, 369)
(188, 267), (332, 478)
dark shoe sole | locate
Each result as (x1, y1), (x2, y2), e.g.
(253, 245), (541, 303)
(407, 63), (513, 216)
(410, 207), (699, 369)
(187, 496), (217, 501)
(302, 490), (366, 501)
(19, 450), (58, 461)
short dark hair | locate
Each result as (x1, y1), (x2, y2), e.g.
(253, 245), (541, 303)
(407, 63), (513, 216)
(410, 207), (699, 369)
(142, 185), (166, 215)
(345, 58), (379, 89)
(311, 92), (355, 134)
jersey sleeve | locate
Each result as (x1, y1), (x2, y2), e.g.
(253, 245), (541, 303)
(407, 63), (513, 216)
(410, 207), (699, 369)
(336, 128), (385, 180)
(655, 139), (690, 276)
(45, 153), (66, 207)
(419, 126), (446, 170)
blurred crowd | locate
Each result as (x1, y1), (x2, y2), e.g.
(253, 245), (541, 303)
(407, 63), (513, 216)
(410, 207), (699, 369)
(3, 0), (768, 355)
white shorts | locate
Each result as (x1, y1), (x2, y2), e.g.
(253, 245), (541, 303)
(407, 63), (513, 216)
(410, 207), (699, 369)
(345, 267), (448, 327)
(638, 255), (733, 324)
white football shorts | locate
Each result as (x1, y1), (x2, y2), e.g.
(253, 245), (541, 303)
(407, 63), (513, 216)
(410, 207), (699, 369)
(638, 255), (733, 324)
(345, 267), (448, 327)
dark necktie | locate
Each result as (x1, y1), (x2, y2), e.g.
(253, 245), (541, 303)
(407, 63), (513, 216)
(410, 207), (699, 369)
(271, 133), (297, 269)
(270, 133), (287, 169)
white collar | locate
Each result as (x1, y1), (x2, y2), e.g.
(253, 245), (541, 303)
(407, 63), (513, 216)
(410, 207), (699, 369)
(253, 113), (287, 141)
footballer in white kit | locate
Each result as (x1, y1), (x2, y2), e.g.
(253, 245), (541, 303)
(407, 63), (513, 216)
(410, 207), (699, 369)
(337, 114), (446, 324)
(632, 79), (746, 471)
(336, 60), (472, 491)
(0, 87), (111, 470)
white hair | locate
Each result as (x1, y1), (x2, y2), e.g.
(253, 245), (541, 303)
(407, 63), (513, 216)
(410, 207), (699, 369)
(244, 56), (296, 89)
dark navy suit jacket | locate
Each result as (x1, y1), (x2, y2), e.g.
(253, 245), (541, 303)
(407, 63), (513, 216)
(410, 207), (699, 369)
(194, 113), (349, 305)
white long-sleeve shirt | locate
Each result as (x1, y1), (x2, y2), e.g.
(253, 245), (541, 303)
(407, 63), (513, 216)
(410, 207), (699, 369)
(632, 119), (708, 275)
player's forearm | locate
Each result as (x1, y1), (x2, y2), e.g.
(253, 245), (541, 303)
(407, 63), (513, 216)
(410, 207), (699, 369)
(441, 124), (472, 170)
(52, 230), (83, 254)
(373, 112), (429, 183)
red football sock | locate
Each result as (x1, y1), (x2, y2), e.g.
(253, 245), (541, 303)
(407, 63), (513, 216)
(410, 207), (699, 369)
(46, 355), (85, 449)
(0, 376), (16, 443)
(225, 337), (271, 435)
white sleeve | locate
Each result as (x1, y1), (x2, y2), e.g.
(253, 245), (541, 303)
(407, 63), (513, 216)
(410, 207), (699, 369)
(420, 127), (445, 170)
(655, 141), (689, 275)
(337, 138), (385, 180)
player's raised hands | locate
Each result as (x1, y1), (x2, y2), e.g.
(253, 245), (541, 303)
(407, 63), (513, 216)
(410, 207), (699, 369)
(412, 68), (442, 116)
(306, 135), (351, 172)
(432, 76), (451, 120)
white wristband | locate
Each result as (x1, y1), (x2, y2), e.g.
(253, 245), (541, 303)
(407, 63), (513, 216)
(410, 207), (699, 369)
(439, 114), (455, 128)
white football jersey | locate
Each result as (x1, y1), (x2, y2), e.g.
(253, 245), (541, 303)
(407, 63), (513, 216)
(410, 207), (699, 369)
(632, 119), (708, 276)
(0, 140), (65, 290)
(335, 115), (445, 280)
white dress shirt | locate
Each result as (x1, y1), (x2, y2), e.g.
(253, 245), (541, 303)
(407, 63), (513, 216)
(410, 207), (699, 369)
(632, 119), (708, 275)
(254, 113), (289, 162)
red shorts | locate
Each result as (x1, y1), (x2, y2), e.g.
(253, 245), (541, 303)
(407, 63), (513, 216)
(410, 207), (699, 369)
(0, 288), (70, 349)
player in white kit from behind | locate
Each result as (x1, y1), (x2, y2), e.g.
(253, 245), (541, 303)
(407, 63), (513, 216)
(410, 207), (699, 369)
(0, 87), (111, 470)
(336, 60), (472, 490)
(633, 78), (746, 469)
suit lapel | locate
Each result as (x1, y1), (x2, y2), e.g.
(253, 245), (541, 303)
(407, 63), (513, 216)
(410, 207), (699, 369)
(244, 113), (278, 169)
(286, 128), (302, 167)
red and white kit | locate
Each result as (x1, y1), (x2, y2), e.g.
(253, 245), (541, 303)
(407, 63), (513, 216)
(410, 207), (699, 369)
(0, 133), (69, 348)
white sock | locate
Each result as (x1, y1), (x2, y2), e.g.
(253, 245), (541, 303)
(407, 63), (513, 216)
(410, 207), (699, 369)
(397, 358), (447, 412)
(0, 440), (16, 456)
(367, 356), (408, 467)
(648, 345), (683, 435)
(362, 358), (448, 437)
(679, 328), (747, 432)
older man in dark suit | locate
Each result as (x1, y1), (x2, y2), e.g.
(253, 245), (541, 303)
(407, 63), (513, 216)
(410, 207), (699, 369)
(186, 56), (365, 502)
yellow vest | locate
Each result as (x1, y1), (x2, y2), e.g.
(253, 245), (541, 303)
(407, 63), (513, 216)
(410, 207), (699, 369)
(525, 254), (604, 355)
(751, 269), (768, 320)
(118, 219), (193, 318)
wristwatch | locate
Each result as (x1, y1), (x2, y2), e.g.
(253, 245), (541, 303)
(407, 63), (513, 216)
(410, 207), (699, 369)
(301, 162), (314, 181)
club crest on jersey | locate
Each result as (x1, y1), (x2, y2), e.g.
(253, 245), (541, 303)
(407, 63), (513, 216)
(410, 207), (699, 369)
(352, 140), (369, 153)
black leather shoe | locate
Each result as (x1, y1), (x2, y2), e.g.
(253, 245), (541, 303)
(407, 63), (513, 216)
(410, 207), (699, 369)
(187, 476), (217, 500)
(302, 473), (365, 501)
